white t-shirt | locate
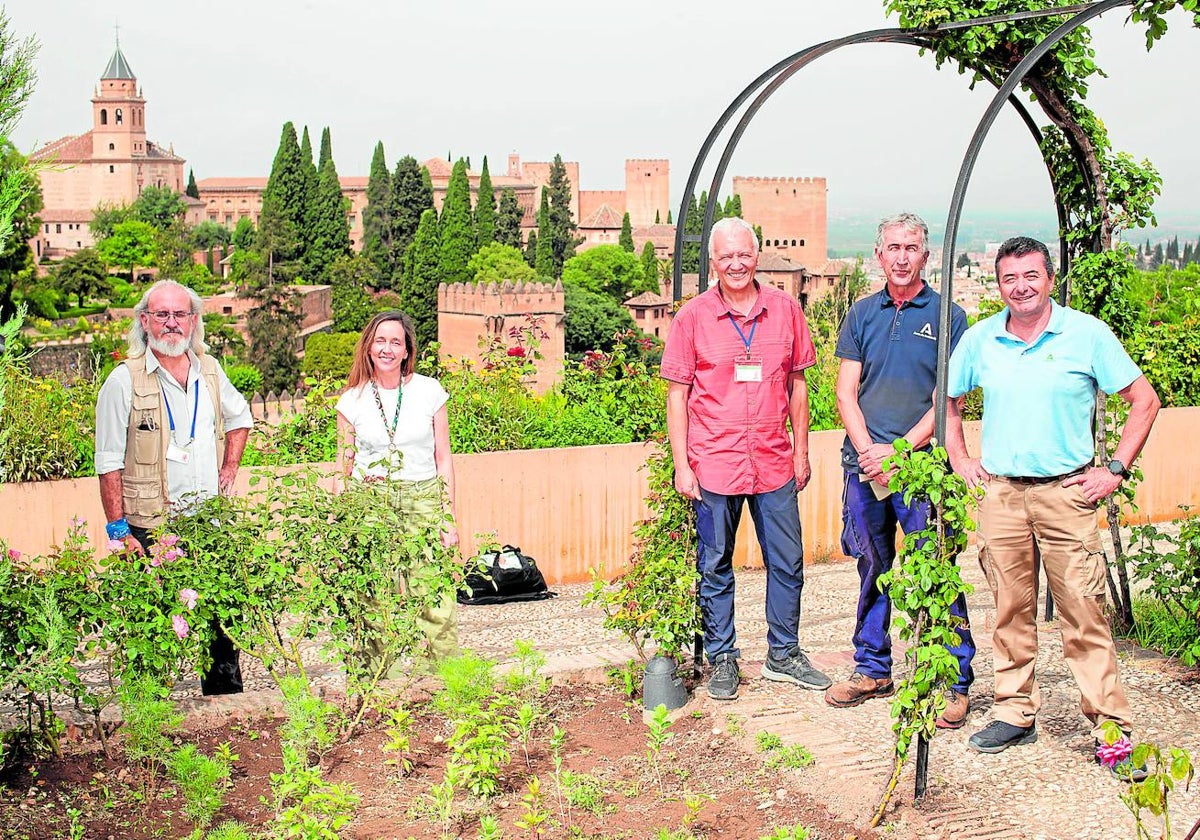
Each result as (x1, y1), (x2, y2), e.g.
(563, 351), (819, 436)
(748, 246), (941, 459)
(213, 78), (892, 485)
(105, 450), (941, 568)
(335, 374), (449, 482)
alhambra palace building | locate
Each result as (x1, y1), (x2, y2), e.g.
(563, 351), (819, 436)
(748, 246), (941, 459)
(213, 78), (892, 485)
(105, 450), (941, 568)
(29, 40), (852, 379)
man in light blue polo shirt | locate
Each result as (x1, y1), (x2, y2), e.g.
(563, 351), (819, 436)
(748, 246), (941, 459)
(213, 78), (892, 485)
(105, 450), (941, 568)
(825, 212), (975, 730)
(946, 236), (1160, 774)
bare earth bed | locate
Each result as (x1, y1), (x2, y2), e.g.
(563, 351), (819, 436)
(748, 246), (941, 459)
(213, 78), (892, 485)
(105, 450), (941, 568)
(0, 673), (875, 840)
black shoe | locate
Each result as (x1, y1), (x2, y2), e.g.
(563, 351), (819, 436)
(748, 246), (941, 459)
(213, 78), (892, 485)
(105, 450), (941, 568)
(968, 721), (1038, 754)
(1095, 736), (1150, 782)
(761, 647), (832, 690)
(707, 653), (740, 700)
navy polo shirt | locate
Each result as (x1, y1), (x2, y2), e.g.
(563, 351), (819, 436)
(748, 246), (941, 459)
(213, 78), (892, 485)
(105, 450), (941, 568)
(834, 283), (967, 472)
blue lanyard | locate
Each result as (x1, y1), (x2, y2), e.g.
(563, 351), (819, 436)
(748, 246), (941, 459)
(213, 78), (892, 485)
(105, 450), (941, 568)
(162, 380), (199, 444)
(729, 315), (758, 357)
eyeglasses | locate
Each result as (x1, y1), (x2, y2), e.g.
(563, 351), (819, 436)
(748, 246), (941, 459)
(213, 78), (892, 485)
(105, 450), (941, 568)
(146, 310), (194, 322)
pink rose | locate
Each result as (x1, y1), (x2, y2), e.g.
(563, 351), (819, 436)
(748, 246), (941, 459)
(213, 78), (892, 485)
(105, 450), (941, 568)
(148, 554), (162, 568)
(179, 589), (198, 610)
(160, 534), (179, 547)
(171, 615), (190, 639)
(6, 548), (19, 562)
(107, 539), (125, 553)
(1096, 736), (1134, 768)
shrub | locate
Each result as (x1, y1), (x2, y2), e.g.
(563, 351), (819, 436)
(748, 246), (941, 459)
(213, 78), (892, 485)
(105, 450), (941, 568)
(0, 371), (96, 482)
(223, 363), (263, 399)
(301, 332), (360, 379)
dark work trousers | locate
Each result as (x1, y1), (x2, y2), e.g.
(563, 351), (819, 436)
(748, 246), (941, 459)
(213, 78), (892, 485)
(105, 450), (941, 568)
(129, 524), (243, 695)
(694, 478), (804, 661)
(841, 472), (975, 694)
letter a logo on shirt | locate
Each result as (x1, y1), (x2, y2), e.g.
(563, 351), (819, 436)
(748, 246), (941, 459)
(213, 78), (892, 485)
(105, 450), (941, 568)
(914, 322), (936, 341)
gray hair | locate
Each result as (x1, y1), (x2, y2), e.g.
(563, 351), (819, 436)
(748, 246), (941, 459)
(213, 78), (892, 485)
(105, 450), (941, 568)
(875, 212), (929, 252)
(126, 279), (208, 358)
(708, 216), (759, 259)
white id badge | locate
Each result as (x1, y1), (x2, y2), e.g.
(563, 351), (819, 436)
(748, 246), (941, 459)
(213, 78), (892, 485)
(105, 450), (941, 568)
(734, 358), (763, 382)
(166, 442), (192, 464)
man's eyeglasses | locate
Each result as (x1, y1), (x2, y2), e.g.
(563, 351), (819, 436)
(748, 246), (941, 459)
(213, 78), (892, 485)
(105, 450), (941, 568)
(146, 310), (194, 323)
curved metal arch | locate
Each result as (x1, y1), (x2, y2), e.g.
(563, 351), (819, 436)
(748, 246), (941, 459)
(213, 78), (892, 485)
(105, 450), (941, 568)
(673, 24), (1093, 299)
(932, 0), (1134, 442)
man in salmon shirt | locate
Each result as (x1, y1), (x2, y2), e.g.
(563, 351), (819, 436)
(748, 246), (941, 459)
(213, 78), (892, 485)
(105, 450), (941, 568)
(661, 216), (830, 700)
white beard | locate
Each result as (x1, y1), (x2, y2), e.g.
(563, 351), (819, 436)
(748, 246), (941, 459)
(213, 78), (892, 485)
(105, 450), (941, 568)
(148, 332), (190, 357)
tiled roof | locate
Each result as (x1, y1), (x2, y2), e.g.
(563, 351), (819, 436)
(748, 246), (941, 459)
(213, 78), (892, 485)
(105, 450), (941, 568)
(422, 157), (454, 179)
(756, 253), (801, 272)
(580, 203), (623, 230)
(30, 133), (93, 162)
(39, 208), (95, 223)
(102, 45), (135, 80)
(625, 291), (671, 307)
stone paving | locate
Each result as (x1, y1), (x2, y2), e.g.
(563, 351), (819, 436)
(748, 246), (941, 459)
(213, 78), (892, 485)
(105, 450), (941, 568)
(25, 547), (1200, 839)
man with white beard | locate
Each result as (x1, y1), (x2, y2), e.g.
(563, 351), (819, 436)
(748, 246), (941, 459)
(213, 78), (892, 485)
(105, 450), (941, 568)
(95, 279), (253, 694)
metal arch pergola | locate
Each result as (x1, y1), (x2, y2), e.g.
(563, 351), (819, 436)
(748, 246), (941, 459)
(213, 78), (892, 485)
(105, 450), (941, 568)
(673, 0), (1136, 802)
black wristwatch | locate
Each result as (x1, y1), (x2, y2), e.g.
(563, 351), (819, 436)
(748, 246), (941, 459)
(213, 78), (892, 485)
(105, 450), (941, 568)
(1107, 459), (1129, 479)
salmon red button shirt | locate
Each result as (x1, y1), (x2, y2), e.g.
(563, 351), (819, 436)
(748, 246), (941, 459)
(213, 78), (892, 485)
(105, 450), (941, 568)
(660, 282), (816, 495)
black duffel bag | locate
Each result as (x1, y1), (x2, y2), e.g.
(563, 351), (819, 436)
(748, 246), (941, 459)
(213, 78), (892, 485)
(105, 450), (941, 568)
(457, 544), (557, 605)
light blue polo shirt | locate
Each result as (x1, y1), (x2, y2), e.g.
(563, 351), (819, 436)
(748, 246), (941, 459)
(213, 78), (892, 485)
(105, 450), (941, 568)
(947, 301), (1141, 477)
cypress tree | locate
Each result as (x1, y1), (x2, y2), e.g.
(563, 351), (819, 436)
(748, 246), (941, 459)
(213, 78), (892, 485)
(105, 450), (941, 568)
(535, 191), (555, 279)
(1152, 242), (1164, 269)
(475, 156), (496, 249)
(681, 193), (702, 273)
(390, 155), (435, 279)
(640, 240), (658, 293)
(362, 141), (393, 279)
(546, 153), (579, 276)
(524, 230), (538, 268)
(438, 158), (476, 286)
(257, 121), (307, 273)
(496, 188), (523, 248)
(297, 126), (319, 256)
(1182, 241), (1194, 266)
(318, 127), (333, 171)
(667, 209), (673, 224)
(619, 212), (634, 252)
(186, 169), (199, 199)
(304, 155), (351, 283)
(727, 194), (743, 218)
(655, 209), (661, 224)
(401, 208), (441, 349)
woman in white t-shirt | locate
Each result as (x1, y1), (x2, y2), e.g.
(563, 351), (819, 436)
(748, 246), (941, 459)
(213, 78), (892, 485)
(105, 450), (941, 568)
(335, 311), (458, 669)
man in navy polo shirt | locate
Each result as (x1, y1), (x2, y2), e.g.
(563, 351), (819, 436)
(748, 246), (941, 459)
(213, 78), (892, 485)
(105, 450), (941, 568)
(824, 212), (976, 729)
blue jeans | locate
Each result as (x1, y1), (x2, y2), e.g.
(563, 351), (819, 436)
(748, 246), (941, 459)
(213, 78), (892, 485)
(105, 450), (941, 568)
(695, 479), (805, 661)
(841, 471), (975, 693)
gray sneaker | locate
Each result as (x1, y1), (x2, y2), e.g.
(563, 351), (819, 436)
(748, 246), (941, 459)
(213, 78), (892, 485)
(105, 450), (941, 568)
(762, 647), (831, 690)
(707, 653), (740, 700)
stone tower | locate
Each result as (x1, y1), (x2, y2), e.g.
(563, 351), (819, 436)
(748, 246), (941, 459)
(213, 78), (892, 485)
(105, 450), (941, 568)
(734, 176), (827, 269)
(624, 159), (669, 226)
(91, 38), (149, 173)
(437, 280), (566, 393)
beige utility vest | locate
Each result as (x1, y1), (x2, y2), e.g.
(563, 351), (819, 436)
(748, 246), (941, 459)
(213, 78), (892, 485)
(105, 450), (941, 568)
(122, 354), (225, 528)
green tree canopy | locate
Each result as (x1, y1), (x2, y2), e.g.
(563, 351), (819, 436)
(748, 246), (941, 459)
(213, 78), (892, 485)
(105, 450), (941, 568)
(185, 168), (199, 199)
(563, 283), (636, 355)
(53, 248), (111, 308)
(328, 253), (379, 333)
(97, 219), (157, 281)
(545, 154), (580, 275)
(475, 155), (496, 249)
(619, 212), (634, 252)
(438, 158), (476, 286)
(534, 191), (554, 279)
(401, 208), (441, 350)
(362, 140), (392, 277)
(466, 242), (537, 285)
(257, 121), (307, 270)
(495, 187), (524, 249)
(191, 220), (232, 250)
(561, 244), (647, 301)
(0, 140), (41, 320)
(389, 155), (434, 284)
(231, 216), (255, 251)
(304, 155), (351, 283)
(245, 280), (302, 393)
(90, 203), (131, 242)
(640, 241), (658, 293)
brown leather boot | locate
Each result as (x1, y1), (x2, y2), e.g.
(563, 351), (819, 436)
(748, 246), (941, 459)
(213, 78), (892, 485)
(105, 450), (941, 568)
(824, 672), (895, 708)
(936, 691), (970, 729)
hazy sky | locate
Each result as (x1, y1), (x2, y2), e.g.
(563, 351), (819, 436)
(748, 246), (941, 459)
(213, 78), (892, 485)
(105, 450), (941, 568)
(7, 1), (1199, 235)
